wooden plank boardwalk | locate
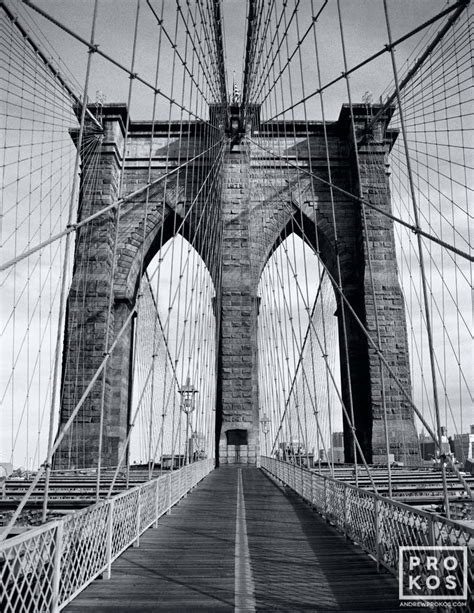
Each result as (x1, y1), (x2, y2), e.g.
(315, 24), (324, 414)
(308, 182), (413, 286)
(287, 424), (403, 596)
(66, 466), (414, 612)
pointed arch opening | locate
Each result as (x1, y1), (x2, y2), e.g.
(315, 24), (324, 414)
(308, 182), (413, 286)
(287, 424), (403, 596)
(128, 234), (217, 468)
(257, 233), (343, 467)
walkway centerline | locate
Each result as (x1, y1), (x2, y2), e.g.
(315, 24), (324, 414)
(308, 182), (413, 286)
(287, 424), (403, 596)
(65, 467), (416, 612)
(234, 468), (256, 612)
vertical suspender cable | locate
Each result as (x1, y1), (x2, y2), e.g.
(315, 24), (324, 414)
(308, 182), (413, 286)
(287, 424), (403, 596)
(382, 0), (450, 517)
(42, 0), (99, 522)
(294, 1), (334, 476)
(139, 0), (165, 480)
(311, 3), (358, 484)
(96, 0), (141, 501)
(336, 0), (392, 495)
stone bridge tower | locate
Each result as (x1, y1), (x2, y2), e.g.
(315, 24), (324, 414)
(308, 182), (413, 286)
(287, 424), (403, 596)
(54, 103), (420, 469)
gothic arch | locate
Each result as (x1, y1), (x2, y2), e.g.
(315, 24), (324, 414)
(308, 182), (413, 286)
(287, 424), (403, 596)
(57, 104), (419, 468)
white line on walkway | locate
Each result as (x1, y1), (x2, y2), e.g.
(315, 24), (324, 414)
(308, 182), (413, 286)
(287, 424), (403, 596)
(234, 468), (256, 612)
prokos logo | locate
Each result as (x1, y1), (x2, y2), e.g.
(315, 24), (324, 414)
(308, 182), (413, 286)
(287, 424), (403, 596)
(399, 546), (468, 601)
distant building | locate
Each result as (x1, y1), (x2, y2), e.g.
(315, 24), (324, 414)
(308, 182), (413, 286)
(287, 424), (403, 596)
(419, 425), (474, 467)
(320, 432), (344, 464)
(419, 434), (436, 461)
(326, 447), (344, 464)
(452, 425), (474, 464)
(332, 431), (344, 448)
(419, 429), (450, 461)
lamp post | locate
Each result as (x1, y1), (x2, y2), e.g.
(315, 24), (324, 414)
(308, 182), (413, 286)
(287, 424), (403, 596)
(260, 413), (270, 456)
(179, 377), (198, 465)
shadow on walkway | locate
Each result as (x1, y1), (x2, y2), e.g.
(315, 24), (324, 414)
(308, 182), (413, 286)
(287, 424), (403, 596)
(66, 466), (418, 612)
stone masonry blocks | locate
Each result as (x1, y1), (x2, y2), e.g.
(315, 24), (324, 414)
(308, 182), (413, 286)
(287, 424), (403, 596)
(56, 103), (420, 469)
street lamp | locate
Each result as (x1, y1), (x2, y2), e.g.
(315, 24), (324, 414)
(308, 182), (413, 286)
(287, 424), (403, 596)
(260, 413), (270, 456)
(180, 376), (198, 465)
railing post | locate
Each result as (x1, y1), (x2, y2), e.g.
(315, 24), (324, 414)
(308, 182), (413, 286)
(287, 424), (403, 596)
(134, 489), (141, 547)
(374, 498), (381, 571)
(324, 478), (328, 521)
(105, 499), (114, 579)
(167, 473), (172, 514)
(51, 521), (64, 613)
(427, 514), (436, 546)
(343, 486), (348, 539)
(154, 478), (160, 528)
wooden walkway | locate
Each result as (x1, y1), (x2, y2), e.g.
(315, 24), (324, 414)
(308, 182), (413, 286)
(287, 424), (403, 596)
(66, 466), (411, 612)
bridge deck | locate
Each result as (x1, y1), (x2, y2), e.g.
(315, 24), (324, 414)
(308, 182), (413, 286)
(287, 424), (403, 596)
(66, 466), (409, 612)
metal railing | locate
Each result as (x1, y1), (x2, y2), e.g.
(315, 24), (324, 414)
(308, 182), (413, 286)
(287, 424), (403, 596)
(261, 457), (473, 609)
(0, 459), (213, 612)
